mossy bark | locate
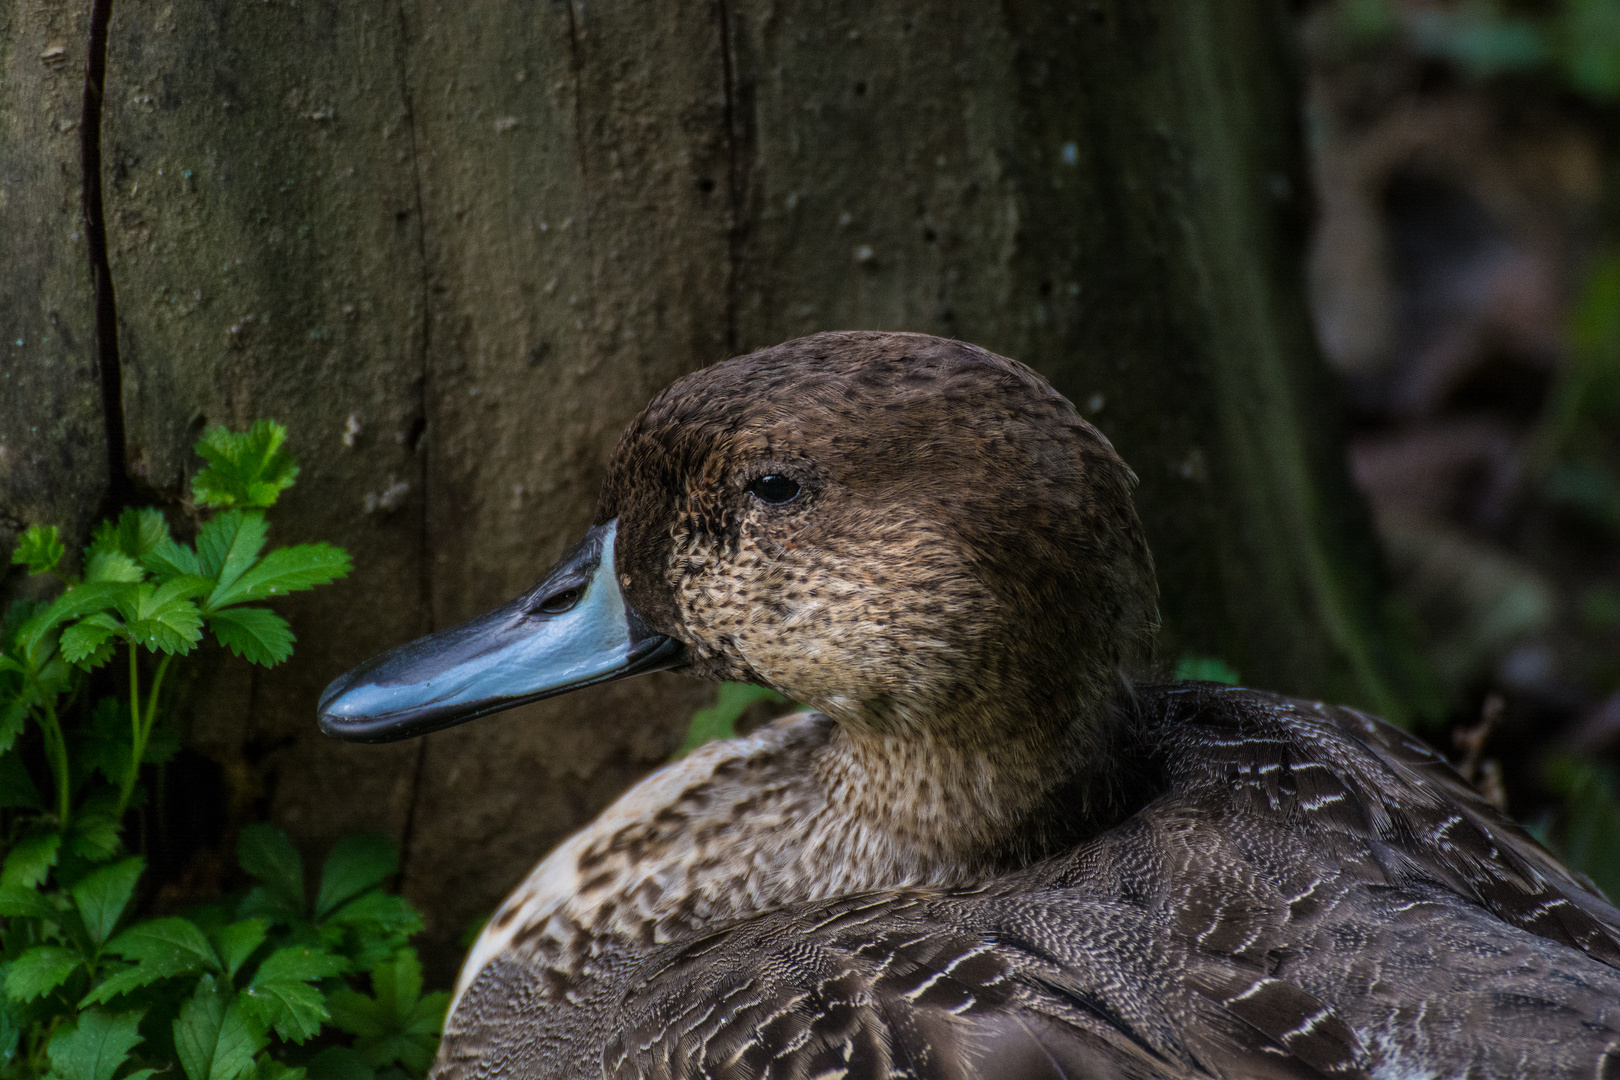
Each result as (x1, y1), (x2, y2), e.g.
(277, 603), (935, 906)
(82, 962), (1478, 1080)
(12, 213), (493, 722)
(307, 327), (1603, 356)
(0, 0), (1413, 972)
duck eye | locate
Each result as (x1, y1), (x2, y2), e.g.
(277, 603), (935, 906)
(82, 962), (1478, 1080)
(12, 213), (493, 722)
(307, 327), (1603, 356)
(747, 474), (801, 504)
(534, 587), (582, 615)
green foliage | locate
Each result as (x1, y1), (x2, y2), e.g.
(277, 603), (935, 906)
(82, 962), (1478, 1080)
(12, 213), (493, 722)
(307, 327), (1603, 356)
(1173, 655), (1241, 685)
(675, 683), (789, 757)
(1545, 755), (1620, 901)
(10, 530), (64, 579)
(1, 424), (440, 1080)
(1336, 0), (1620, 102)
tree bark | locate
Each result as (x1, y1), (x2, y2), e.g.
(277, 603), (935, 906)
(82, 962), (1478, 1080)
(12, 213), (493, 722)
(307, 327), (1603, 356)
(0, 0), (1414, 972)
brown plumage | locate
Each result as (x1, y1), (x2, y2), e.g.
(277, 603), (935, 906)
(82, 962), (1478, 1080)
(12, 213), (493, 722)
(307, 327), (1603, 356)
(417, 332), (1620, 1079)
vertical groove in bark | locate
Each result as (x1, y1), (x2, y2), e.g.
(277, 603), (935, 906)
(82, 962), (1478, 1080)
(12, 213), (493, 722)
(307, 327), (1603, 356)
(716, 0), (742, 357)
(81, 0), (129, 513)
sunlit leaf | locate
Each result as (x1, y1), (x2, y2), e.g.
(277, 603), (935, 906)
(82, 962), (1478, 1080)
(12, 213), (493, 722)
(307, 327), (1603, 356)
(192, 421), (300, 510)
(196, 512), (269, 597)
(11, 524), (65, 576)
(208, 608), (295, 668)
(207, 545), (351, 612)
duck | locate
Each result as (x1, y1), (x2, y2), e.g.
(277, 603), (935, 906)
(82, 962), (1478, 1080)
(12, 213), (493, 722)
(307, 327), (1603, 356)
(318, 331), (1620, 1080)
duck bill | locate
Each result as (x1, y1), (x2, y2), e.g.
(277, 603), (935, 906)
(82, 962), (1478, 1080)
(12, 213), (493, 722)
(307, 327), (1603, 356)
(317, 520), (684, 743)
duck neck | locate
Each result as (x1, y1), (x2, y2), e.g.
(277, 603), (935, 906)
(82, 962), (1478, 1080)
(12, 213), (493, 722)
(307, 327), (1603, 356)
(811, 690), (1127, 884)
(455, 684), (1135, 1002)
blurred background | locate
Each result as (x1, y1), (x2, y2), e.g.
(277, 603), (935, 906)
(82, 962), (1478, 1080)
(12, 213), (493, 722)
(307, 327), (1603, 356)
(1298, 0), (1620, 888)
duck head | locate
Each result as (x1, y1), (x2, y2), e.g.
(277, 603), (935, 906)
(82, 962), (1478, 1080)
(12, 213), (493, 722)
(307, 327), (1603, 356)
(319, 331), (1158, 755)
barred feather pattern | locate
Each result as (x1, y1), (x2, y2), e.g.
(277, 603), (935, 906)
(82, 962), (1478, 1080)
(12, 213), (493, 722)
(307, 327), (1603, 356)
(434, 684), (1620, 1080)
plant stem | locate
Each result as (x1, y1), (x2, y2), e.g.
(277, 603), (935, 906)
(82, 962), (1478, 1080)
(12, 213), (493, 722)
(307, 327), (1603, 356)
(36, 700), (71, 827)
(117, 649), (172, 819)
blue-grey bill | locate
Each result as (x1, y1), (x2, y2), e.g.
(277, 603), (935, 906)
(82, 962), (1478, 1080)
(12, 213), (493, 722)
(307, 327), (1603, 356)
(317, 520), (683, 743)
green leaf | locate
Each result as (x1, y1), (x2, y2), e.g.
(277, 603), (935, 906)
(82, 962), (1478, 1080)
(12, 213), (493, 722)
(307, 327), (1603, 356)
(322, 891), (422, 942)
(112, 578), (209, 656)
(675, 682), (787, 756)
(61, 613), (126, 666)
(206, 544), (351, 612)
(241, 947), (346, 1043)
(12, 525), (65, 576)
(3, 830), (61, 888)
(1173, 655), (1242, 685)
(212, 920), (269, 981)
(144, 538), (202, 580)
(105, 917), (222, 977)
(192, 421), (301, 510)
(88, 508), (172, 565)
(207, 608), (295, 668)
(326, 951), (445, 1077)
(195, 512), (269, 598)
(0, 691), (26, 756)
(72, 857), (145, 945)
(256, 1055), (309, 1080)
(5, 945), (81, 1001)
(17, 582), (125, 663)
(47, 1007), (146, 1080)
(174, 976), (266, 1080)
(69, 791), (126, 863)
(316, 836), (398, 921)
(0, 883), (59, 921)
(84, 551), (144, 586)
(237, 825), (304, 915)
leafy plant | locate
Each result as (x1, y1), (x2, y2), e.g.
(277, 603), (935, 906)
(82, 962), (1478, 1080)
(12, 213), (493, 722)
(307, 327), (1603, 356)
(0, 422), (447, 1080)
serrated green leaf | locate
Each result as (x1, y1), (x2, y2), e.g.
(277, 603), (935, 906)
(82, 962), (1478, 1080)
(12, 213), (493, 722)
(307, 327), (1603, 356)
(207, 545), (350, 612)
(144, 538), (201, 580)
(12, 525), (65, 576)
(327, 952), (445, 1077)
(3, 830), (61, 888)
(89, 508), (172, 565)
(4, 945), (81, 1001)
(174, 976), (266, 1080)
(18, 582), (125, 662)
(114, 579), (207, 656)
(241, 946), (344, 1043)
(84, 551), (144, 585)
(72, 857), (145, 944)
(0, 692), (26, 756)
(47, 1007), (146, 1080)
(105, 917), (221, 977)
(69, 791), (126, 863)
(256, 1055), (309, 1080)
(61, 614), (125, 665)
(80, 962), (183, 1006)
(316, 836), (398, 921)
(237, 825), (304, 915)
(192, 422), (300, 510)
(195, 512), (269, 597)
(0, 883), (59, 921)
(212, 920), (269, 981)
(207, 608), (294, 668)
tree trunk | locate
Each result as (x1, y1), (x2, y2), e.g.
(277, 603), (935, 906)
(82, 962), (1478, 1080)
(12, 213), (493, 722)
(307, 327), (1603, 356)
(0, 0), (1415, 972)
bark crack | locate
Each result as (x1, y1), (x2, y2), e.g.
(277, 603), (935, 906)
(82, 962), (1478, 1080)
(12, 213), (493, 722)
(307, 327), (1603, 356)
(82, 0), (132, 513)
(716, 0), (742, 357)
(391, 0), (435, 879)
